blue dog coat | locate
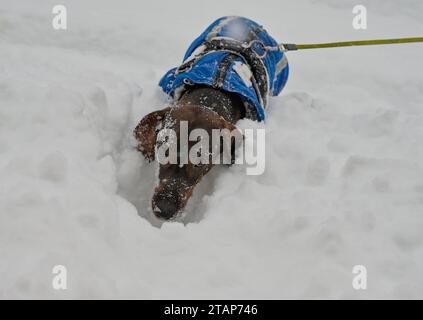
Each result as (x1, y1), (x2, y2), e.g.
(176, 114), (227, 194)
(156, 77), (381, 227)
(159, 16), (289, 121)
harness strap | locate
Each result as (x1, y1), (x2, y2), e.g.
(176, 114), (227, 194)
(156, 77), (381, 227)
(213, 53), (237, 89)
(175, 38), (270, 110)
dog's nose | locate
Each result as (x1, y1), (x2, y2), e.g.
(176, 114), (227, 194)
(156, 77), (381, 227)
(152, 198), (179, 220)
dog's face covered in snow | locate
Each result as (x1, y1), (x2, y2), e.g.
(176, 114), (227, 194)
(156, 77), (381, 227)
(134, 104), (241, 220)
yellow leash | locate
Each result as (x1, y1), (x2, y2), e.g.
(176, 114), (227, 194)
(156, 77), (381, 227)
(279, 37), (423, 51)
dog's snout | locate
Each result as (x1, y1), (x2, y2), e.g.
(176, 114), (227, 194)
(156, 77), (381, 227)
(152, 189), (181, 220)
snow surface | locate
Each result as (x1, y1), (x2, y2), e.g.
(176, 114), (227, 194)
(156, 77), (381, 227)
(1, 0), (423, 299)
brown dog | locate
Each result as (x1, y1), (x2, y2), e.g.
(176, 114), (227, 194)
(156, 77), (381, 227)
(134, 86), (245, 220)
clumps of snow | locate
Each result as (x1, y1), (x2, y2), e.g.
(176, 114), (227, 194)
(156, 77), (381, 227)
(37, 152), (68, 183)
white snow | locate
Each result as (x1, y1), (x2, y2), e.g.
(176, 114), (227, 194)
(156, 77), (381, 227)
(1, 0), (423, 299)
(233, 61), (253, 87)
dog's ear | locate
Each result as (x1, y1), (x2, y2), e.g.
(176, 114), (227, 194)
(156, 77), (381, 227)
(133, 107), (171, 161)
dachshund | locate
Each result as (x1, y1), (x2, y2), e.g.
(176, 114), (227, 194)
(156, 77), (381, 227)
(133, 16), (289, 220)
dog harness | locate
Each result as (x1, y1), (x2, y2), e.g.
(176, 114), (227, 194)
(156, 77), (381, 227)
(159, 16), (289, 121)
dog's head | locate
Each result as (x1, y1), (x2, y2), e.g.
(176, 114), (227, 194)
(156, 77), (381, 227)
(134, 104), (242, 220)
